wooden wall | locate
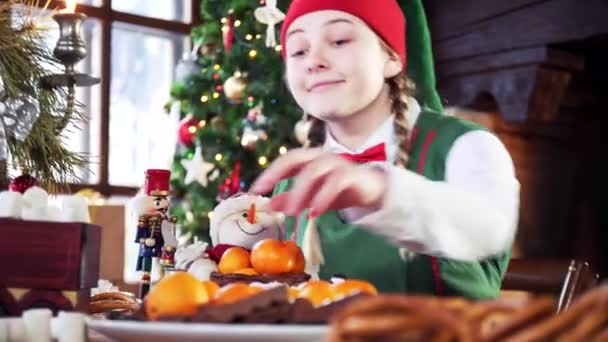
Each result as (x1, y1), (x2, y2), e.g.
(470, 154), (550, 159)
(425, 0), (608, 277)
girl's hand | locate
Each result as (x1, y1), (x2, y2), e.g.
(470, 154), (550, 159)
(250, 148), (388, 217)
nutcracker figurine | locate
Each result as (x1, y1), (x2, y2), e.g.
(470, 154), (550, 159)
(134, 169), (178, 298)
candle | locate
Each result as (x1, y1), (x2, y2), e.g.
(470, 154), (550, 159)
(247, 202), (257, 224)
(61, 0), (77, 14)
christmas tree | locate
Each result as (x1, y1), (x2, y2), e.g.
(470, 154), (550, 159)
(169, 0), (302, 241)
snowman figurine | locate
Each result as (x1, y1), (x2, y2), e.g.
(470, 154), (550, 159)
(176, 193), (284, 280)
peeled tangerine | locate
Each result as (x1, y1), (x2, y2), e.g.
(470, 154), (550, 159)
(250, 239), (305, 275)
(296, 279), (378, 307)
(213, 283), (264, 304)
(145, 272), (210, 320)
(332, 279), (378, 299)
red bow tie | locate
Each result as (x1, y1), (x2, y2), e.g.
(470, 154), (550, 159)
(338, 143), (387, 163)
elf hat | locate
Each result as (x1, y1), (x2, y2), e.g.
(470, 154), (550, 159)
(279, 0), (443, 113)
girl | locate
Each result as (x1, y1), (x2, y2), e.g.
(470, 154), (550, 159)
(252, 0), (520, 299)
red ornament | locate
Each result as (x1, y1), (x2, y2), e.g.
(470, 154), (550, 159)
(223, 14), (234, 52)
(178, 116), (199, 146)
(216, 160), (242, 200)
(9, 174), (37, 193)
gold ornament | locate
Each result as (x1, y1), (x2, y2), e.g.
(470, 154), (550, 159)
(200, 42), (218, 56)
(210, 116), (227, 131)
(223, 71), (247, 103)
(75, 188), (106, 205)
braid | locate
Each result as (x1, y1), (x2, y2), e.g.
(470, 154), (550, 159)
(305, 115), (326, 148)
(388, 73), (416, 168)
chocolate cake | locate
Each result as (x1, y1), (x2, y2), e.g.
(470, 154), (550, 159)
(104, 284), (371, 325)
(209, 271), (311, 287)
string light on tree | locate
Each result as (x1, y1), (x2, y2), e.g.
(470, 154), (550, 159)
(200, 94), (209, 103)
(214, 64), (221, 70)
(213, 92), (220, 99)
(249, 49), (257, 58)
(279, 146), (287, 154)
(258, 156), (268, 166)
(246, 34), (253, 40)
(215, 153), (223, 161)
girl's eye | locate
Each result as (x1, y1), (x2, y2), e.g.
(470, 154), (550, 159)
(333, 39), (350, 46)
(242, 213), (248, 218)
(290, 49), (306, 58)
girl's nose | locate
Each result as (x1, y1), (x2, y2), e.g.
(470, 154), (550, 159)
(306, 47), (329, 73)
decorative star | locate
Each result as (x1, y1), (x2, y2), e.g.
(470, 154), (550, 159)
(181, 147), (215, 187)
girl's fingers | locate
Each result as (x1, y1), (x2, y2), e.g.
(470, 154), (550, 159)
(308, 167), (356, 217)
(251, 148), (325, 194)
(268, 192), (291, 212)
(284, 155), (346, 215)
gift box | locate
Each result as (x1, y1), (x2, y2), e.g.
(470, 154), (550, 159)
(0, 218), (101, 316)
(89, 204), (125, 283)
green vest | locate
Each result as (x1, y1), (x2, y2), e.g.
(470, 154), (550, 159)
(274, 110), (511, 300)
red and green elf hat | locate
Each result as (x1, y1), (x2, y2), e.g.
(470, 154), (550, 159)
(279, 0), (443, 113)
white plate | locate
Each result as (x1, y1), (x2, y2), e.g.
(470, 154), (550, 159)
(86, 317), (329, 342)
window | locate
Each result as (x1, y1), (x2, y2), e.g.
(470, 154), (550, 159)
(34, 0), (200, 194)
(30, 0), (201, 283)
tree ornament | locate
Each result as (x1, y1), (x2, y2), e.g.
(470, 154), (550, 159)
(240, 103), (268, 150)
(200, 41), (218, 56)
(294, 116), (312, 146)
(210, 116), (228, 131)
(222, 10), (235, 52)
(223, 71), (247, 103)
(9, 173), (37, 193)
(182, 147), (215, 187)
(0, 82), (40, 160)
(177, 115), (199, 146)
(175, 43), (202, 84)
(254, 0), (285, 48)
(217, 160), (242, 200)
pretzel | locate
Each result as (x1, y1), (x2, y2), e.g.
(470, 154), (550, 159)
(479, 296), (556, 341)
(89, 299), (140, 314)
(328, 295), (471, 342)
(91, 292), (135, 303)
(89, 292), (140, 314)
(499, 284), (608, 342)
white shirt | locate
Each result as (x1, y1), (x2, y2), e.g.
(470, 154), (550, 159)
(323, 98), (520, 261)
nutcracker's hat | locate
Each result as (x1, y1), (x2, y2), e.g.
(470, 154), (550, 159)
(144, 169), (171, 196)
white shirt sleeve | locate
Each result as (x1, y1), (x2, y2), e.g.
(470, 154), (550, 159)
(339, 130), (520, 261)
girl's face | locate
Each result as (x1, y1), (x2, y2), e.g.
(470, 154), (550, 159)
(284, 10), (402, 122)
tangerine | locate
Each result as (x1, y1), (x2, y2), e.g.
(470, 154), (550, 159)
(297, 280), (334, 307)
(201, 280), (220, 298)
(145, 272), (210, 320)
(250, 239), (305, 275)
(284, 240), (305, 273)
(213, 282), (264, 304)
(218, 247), (251, 274)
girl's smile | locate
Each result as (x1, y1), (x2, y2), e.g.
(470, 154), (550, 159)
(307, 79), (346, 93)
